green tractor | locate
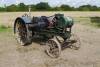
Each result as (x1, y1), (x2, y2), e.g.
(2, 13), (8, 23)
(14, 13), (80, 58)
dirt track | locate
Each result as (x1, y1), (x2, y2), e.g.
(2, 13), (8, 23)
(0, 23), (100, 67)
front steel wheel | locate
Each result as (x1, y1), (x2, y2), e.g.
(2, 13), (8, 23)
(45, 37), (61, 58)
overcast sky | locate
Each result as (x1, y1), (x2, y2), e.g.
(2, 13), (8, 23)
(0, 0), (100, 7)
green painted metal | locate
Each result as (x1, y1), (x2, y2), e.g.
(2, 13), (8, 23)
(55, 14), (73, 28)
(36, 14), (74, 40)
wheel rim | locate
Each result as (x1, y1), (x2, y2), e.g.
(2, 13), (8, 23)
(15, 21), (27, 46)
(46, 39), (61, 58)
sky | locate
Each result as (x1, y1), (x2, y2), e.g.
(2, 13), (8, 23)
(0, 0), (100, 7)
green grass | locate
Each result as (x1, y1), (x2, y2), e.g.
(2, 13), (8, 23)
(74, 17), (100, 28)
(90, 17), (100, 28)
(89, 23), (100, 28)
(0, 25), (11, 33)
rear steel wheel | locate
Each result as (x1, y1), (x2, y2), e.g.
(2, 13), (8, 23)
(45, 37), (61, 58)
(14, 19), (29, 46)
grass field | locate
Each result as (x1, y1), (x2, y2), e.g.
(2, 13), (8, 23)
(0, 12), (100, 67)
(0, 11), (100, 27)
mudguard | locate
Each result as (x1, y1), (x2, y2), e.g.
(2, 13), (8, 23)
(14, 16), (32, 33)
(14, 16), (32, 24)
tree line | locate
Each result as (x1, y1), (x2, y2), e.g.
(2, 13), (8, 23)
(0, 2), (100, 12)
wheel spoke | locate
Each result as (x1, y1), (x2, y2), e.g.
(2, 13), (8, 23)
(15, 21), (27, 46)
(45, 39), (61, 58)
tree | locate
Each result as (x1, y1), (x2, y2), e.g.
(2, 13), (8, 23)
(60, 5), (73, 11)
(35, 2), (51, 11)
(78, 5), (91, 11)
(0, 2), (100, 11)
(91, 6), (99, 11)
(17, 3), (27, 11)
(0, 7), (5, 12)
(6, 4), (17, 11)
(31, 5), (36, 11)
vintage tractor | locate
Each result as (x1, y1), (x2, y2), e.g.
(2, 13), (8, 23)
(14, 13), (80, 58)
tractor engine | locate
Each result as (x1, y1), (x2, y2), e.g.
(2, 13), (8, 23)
(52, 14), (73, 28)
(28, 14), (74, 31)
(29, 16), (49, 31)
